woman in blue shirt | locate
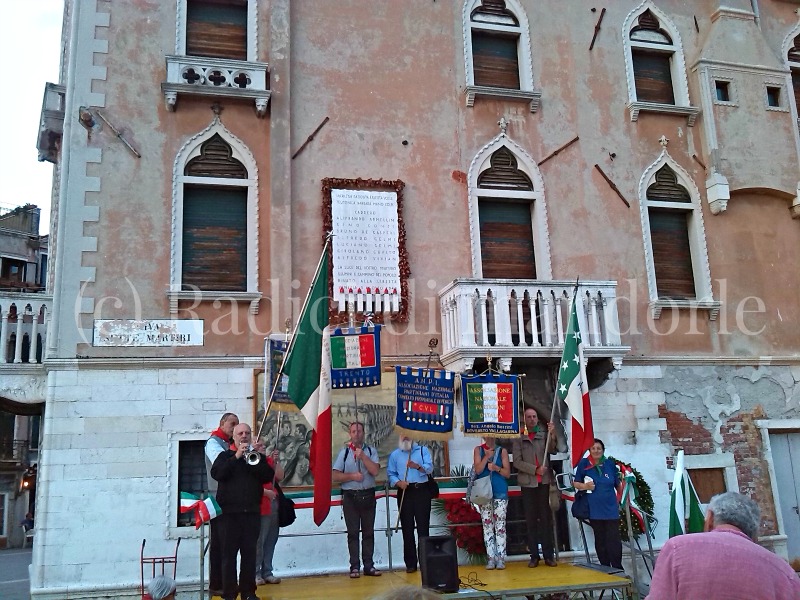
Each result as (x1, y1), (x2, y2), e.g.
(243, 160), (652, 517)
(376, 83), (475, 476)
(574, 438), (623, 569)
(472, 437), (511, 569)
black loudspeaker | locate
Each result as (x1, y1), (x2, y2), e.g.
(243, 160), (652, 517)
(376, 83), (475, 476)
(419, 535), (459, 593)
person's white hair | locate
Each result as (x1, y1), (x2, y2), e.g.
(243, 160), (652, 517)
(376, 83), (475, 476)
(708, 492), (761, 540)
(147, 575), (176, 600)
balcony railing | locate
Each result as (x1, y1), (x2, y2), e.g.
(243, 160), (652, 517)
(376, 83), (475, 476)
(162, 55), (271, 116)
(438, 279), (628, 370)
(0, 292), (51, 364)
(0, 439), (28, 464)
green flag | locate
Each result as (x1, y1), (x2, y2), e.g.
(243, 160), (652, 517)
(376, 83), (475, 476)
(668, 450), (705, 537)
(284, 249), (332, 526)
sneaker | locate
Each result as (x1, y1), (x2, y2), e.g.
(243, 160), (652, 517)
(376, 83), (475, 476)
(255, 577), (266, 586)
(495, 559), (506, 570)
(485, 558), (495, 570)
(264, 576), (281, 584)
(242, 595), (261, 600)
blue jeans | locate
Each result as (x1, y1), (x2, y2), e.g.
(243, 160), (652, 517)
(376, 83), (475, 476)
(256, 502), (280, 578)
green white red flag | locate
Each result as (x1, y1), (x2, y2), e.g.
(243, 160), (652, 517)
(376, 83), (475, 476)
(284, 249), (332, 526)
(668, 450), (705, 537)
(179, 492), (221, 529)
(557, 290), (594, 469)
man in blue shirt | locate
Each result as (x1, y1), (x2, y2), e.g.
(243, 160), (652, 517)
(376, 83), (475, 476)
(333, 421), (381, 578)
(387, 435), (433, 573)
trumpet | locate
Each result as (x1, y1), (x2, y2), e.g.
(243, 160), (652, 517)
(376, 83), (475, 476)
(245, 445), (262, 465)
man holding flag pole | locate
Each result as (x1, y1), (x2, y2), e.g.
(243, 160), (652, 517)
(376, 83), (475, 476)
(278, 236), (335, 527)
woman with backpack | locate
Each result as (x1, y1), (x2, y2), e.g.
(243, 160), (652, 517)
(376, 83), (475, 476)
(472, 437), (511, 569)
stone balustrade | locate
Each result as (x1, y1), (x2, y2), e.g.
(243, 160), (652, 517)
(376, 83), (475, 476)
(0, 292), (52, 364)
(438, 279), (627, 370)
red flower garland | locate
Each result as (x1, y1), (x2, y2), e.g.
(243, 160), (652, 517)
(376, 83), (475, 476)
(442, 498), (485, 557)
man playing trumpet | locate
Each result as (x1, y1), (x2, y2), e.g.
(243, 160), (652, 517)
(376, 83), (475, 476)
(211, 423), (275, 600)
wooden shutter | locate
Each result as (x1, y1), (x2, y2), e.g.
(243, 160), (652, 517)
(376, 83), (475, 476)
(479, 200), (536, 279)
(688, 468), (726, 504)
(477, 147), (533, 191)
(633, 51), (675, 104)
(182, 186), (247, 291)
(649, 208), (695, 299)
(185, 134), (247, 178)
(186, 0), (247, 61)
(472, 32), (520, 89)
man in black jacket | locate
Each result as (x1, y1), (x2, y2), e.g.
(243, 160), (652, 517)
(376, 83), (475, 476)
(211, 423), (275, 600)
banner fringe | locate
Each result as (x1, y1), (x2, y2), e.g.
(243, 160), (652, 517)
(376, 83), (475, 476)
(394, 425), (452, 442)
(461, 431), (520, 439)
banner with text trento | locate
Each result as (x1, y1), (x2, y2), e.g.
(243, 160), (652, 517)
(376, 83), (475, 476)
(330, 325), (381, 389)
(461, 372), (520, 437)
(394, 366), (455, 441)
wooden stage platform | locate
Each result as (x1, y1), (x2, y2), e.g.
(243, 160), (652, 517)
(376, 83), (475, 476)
(252, 560), (633, 599)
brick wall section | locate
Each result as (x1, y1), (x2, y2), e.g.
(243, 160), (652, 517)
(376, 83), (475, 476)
(657, 405), (715, 454)
(658, 404), (778, 536)
(721, 405), (778, 535)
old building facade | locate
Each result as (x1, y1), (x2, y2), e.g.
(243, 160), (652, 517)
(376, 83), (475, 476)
(25, 0), (800, 597)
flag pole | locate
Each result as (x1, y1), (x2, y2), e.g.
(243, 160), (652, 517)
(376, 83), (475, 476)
(254, 233), (333, 442)
(394, 339), (437, 531)
(544, 284), (578, 470)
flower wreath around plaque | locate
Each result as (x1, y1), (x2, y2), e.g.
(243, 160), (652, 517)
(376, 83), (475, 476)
(432, 466), (487, 563)
(609, 456), (655, 542)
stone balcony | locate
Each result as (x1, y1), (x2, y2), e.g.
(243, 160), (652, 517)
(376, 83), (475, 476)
(37, 82), (65, 164)
(438, 279), (629, 372)
(0, 291), (51, 365)
(162, 55), (270, 116)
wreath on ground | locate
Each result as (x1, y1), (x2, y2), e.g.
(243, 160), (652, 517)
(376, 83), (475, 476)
(432, 466), (487, 562)
(609, 456), (655, 542)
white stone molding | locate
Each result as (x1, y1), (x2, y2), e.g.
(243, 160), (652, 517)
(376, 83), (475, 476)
(782, 20), (800, 218)
(169, 116), (261, 314)
(637, 147), (719, 319)
(162, 56), (270, 116)
(462, 0), (540, 111)
(167, 430), (209, 539)
(622, 1), (698, 125)
(496, 357), (512, 372)
(466, 132), (552, 280)
(168, 1), (268, 114)
(683, 452), (739, 498)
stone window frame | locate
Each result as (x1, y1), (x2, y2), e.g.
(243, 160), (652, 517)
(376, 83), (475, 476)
(466, 132), (552, 279)
(638, 148), (719, 319)
(462, 0), (541, 112)
(623, 1), (699, 125)
(176, 0), (258, 61)
(710, 74), (737, 108)
(756, 418), (800, 555)
(167, 431), (209, 539)
(683, 452), (739, 508)
(781, 23), (800, 129)
(168, 116), (261, 314)
(763, 80), (789, 113)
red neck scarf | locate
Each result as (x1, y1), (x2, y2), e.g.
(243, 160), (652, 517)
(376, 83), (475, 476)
(211, 427), (230, 442)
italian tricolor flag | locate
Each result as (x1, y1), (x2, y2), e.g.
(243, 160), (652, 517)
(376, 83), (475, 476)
(467, 382), (514, 423)
(284, 249), (332, 526)
(557, 291), (594, 469)
(330, 333), (376, 369)
(668, 450), (705, 537)
(179, 492), (221, 529)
